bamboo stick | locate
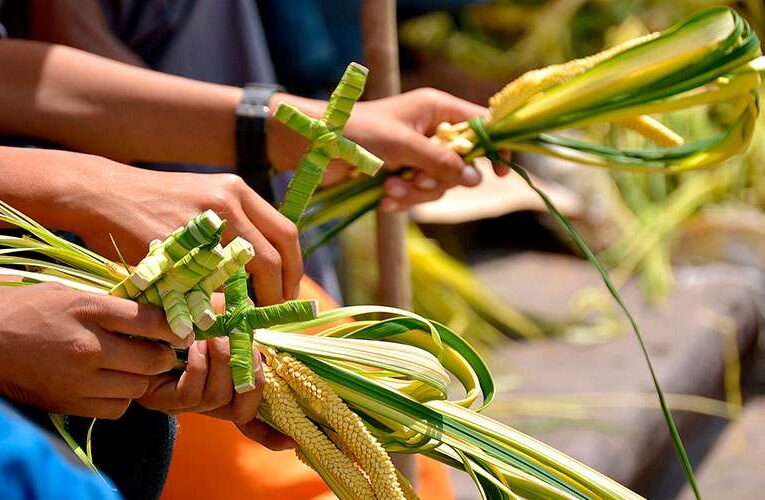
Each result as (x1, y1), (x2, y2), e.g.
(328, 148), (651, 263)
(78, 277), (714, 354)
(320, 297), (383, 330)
(361, 0), (417, 486)
(362, 0), (412, 310)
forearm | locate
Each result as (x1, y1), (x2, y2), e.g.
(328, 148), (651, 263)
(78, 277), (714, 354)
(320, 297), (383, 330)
(0, 40), (241, 166)
(0, 147), (100, 231)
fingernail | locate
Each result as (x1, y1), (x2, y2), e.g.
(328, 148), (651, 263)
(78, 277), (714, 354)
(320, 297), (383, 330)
(493, 163), (510, 176)
(181, 335), (195, 349)
(197, 340), (207, 356)
(386, 183), (407, 198)
(292, 284), (301, 300)
(381, 199), (399, 212)
(460, 166), (481, 186)
(415, 177), (438, 190)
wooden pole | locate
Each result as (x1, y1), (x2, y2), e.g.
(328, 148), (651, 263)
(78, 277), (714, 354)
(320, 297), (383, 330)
(361, 0), (417, 485)
(361, 1), (411, 309)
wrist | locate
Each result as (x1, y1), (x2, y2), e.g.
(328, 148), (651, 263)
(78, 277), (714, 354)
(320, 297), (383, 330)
(236, 84), (284, 201)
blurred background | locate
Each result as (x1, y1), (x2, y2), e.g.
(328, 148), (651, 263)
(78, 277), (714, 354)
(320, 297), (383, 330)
(277, 2), (764, 498)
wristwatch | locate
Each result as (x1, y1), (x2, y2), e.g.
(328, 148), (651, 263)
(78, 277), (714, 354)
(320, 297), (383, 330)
(236, 83), (285, 203)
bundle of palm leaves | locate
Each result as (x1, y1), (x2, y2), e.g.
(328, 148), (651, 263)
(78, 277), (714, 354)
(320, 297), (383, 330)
(0, 202), (646, 499)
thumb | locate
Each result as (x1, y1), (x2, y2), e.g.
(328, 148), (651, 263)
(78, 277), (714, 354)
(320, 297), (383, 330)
(92, 295), (191, 348)
(415, 88), (487, 130)
(393, 130), (466, 182)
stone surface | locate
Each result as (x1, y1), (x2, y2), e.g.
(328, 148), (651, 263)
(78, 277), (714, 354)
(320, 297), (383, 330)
(678, 397), (765, 500)
(449, 252), (763, 499)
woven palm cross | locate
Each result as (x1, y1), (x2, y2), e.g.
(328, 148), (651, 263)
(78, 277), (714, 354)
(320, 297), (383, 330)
(276, 62), (383, 224)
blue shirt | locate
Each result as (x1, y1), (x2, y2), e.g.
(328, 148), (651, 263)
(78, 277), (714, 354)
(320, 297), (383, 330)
(0, 400), (120, 500)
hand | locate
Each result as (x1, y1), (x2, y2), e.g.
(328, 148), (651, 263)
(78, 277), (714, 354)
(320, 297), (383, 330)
(138, 337), (295, 451)
(0, 283), (187, 419)
(57, 153), (302, 306)
(138, 337), (260, 421)
(267, 88), (510, 211)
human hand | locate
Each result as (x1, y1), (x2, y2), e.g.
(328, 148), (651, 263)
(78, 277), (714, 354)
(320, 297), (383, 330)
(138, 336), (295, 451)
(0, 283), (187, 419)
(267, 88), (509, 212)
(59, 153), (302, 306)
(138, 337), (261, 421)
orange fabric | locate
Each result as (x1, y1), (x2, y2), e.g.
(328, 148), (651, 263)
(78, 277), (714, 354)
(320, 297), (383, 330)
(162, 414), (453, 500)
(161, 276), (455, 500)
(297, 276), (337, 312)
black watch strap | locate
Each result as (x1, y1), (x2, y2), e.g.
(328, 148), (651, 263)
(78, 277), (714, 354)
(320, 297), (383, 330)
(236, 83), (284, 203)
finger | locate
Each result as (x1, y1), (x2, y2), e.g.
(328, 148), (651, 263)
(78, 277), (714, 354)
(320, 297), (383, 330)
(421, 88), (488, 130)
(240, 193), (303, 301)
(494, 151), (512, 177)
(196, 337), (233, 413)
(222, 205), (283, 306)
(383, 176), (409, 200)
(235, 419), (297, 451)
(493, 163), (511, 177)
(382, 185), (446, 212)
(98, 330), (177, 375)
(170, 340), (209, 409)
(322, 163), (353, 187)
(379, 198), (401, 212)
(87, 295), (190, 348)
(139, 373), (177, 406)
(384, 176), (455, 202)
(76, 398), (132, 420)
(395, 131), (466, 181)
(90, 371), (150, 399)
(412, 173), (440, 191)
(248, 236), (284, 306)
(458, 164), (482, 186)
(139, 341), (208, 411)
(206, 349), (264, 423)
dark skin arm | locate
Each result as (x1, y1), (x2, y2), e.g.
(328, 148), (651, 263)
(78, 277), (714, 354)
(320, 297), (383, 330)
(0, 146), (301, 304)
(0, 39), (506, 210)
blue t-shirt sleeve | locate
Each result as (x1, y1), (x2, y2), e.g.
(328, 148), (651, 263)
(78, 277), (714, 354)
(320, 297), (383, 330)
(0, 401), (121, 500)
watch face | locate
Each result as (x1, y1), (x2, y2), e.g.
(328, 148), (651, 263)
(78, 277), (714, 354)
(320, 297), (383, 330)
(241, 84), (284, 115)
(238, 102), (270, 118)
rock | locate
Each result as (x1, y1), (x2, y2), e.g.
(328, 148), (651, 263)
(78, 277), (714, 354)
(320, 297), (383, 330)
(450, 253), (762, 499)
(678, 397), (765, 500)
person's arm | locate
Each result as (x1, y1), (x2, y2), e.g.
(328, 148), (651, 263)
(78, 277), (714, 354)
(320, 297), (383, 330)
(0, 39), (240, 166)
(0, 39), (503, 208)
(0, 146), (302, 305)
